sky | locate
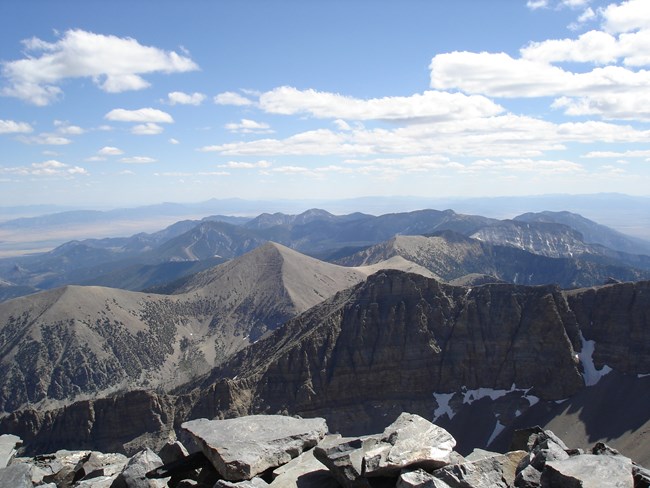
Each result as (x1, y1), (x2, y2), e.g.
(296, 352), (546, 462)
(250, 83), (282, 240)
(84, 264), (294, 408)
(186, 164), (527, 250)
(1, 0), (650, 208)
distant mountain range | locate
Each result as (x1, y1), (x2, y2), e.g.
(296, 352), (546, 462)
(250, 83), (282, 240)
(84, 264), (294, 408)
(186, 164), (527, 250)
(1, 206), (649, 300)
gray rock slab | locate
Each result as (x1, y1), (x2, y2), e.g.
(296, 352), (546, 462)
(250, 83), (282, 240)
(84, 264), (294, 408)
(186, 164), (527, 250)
(111, 448), (168, 488)
(0, 462), (33, 488)
(271, 434), (341, 488)
(464, 449), (501, 463)
(431, 450), (526, 488)
(515, 464), (541, 488)
(216, 478), (270, 487)
(0, 434), (21, 468)
(158, 441), (189, 465)
(397, 469), (452, 488)
(313, 437), (372, 488)
(181, 415), (328, 482)
(362, 413), (456, 477)
(542, 454), (633, 488)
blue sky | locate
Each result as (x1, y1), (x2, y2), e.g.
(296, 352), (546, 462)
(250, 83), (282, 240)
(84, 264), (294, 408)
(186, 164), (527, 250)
(1, 0), (650, 207)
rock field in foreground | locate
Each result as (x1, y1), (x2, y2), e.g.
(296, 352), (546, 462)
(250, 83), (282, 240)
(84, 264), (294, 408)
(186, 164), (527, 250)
(0, 412), (648, 488)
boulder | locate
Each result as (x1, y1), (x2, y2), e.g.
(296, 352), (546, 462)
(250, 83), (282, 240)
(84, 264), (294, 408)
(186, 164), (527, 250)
(430, 450), (526, 488)
(111, 448), (168, 488)
(216, 478), (270, 487)
(158, 441), (189, 465)
(0, 433), (21, 468)
(362, 413), (456, 477)
(181, 415), (328, 481)
(397, 469), (451, 488)
(313, 437), (370, 488)
(0, 462), (33, 488)
(541, 454), (633, 488)
(271, 434), (341, 488)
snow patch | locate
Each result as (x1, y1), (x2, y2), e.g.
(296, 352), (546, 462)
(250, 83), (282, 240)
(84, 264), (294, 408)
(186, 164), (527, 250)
(638, 373), (650, 379)
(578, 331), (612, 386)
(462, 384), (516, 405)
(433, 392), (456, 421)
(487, 420), (506, 446)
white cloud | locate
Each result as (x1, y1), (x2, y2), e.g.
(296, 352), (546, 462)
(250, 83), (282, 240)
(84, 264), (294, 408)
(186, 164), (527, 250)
(334, 119), (351, 131)
(224, 119), (273, 134)
(17, 133), (72, 145)
(169, 138), (180, 144)
(98, 146), (123, 156)
(167, 91), (206, 105)
(199, 114), (650, 159)
(120, 156), (157, 164)
(1, 159), (88, 176)
(569, 7), (596, 30)
(214, 91), (254, 106)
(0, 119), (32, 134)
(54, 120), (85, 135)
(583, 149), (650, 158)
(527, 0), (549, 10)
(132, 123), (164, 135)
(105, 108), (173, 123)
(257, 86), (504, 121)
(601, 0), (650, 34)
(521, 29), (650, 66)
(468, 158), (584, 175)
(219, 160), (272, 169)
(154, 171), (230, 177)
(1, 29), (198, 105)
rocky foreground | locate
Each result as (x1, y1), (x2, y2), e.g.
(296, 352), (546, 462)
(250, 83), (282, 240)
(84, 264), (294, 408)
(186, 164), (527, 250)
(1, 413), (648, 488)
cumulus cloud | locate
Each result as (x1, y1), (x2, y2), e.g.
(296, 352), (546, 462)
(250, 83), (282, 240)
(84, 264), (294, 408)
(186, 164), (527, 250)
(131, 123), (164, 135)
(527, 0), (549, 10)
(120, 156), (157, 164)
(53, 120), (85, 135)
(17, 133), (72, 145)
(98, 146), (123, 156)
(199, 114), (650, 159)
(257, 86), (504, 121)
(105, 108), (173, 123)
(218, 160), (272, 169)
(214, 91), (254, 106)
(0, 119), (32, 134)
(1, 159), (88, 176)
(167, 91), (206, 105)
(225, 119), (273, 134)
(1, 29), (198, 105)
(601, 0), (650, 34)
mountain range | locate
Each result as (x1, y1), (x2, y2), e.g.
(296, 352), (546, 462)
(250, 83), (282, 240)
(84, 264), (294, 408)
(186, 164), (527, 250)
(0, 205), (649, 467)
(2, 207), (650, 301)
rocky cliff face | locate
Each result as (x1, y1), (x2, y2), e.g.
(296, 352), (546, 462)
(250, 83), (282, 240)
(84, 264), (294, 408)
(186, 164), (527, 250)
(2, 272), (649, 464)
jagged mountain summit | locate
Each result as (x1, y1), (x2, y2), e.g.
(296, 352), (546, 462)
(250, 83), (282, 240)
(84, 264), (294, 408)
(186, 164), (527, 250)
(0, 243), (434, 415)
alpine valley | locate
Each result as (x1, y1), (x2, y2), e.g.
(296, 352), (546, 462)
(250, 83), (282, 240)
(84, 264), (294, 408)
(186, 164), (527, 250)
(0, 204), (649, 474)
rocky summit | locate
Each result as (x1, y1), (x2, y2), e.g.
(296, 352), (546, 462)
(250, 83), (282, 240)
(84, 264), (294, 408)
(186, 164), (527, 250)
(1, 413), (648, 488)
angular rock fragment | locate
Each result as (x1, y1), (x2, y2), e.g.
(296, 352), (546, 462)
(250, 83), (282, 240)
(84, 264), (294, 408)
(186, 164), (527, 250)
(216, 478), (270, 487)
(430, 450), (525, 488)
(397, 468), (451, 488)
(271, 434), (341, 488)
(542, 454), (633, 488)
(0, 462), (32, 488)
(0, 434), (21, 469)
(111, 448), (168, 488)
(362, 413), (456, 477)
(181, 415), (328, 481)
(158, 441), (190, 465)
(313, 437), (371, 488)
